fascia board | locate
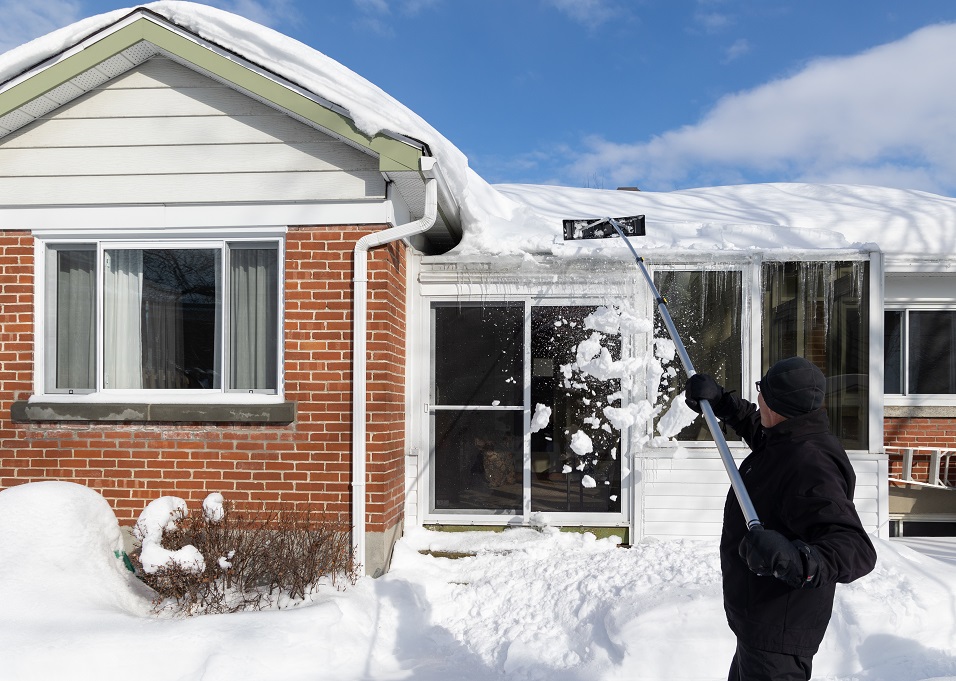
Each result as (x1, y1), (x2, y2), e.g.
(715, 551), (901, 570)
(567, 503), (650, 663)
(0, 12), (423, 173)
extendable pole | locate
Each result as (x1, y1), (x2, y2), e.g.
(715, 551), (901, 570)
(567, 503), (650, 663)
(604, 218), (762, 530)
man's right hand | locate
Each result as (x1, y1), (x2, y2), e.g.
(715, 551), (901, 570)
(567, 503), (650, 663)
(684, 374), (738, 419)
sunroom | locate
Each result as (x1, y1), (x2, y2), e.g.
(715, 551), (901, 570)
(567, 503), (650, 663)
(405, 183), (887, 542)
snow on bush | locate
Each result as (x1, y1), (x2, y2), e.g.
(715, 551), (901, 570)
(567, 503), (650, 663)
(129, 494), (357, 615)
(134, 496), (206, 575)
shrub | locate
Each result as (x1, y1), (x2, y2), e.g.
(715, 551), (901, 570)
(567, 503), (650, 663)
(129, 500), (358, 615)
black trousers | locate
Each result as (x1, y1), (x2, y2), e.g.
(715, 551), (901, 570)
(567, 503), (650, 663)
(728, 641), (813, 681)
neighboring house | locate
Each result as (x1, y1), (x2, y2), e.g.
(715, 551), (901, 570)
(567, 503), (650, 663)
(0, 4), (953, 577)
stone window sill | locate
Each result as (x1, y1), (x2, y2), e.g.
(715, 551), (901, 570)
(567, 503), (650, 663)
(11, 400), (296, 424)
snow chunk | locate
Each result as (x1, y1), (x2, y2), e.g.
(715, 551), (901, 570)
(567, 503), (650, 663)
(530, 403), (552, 433)
(570, 431), (593, 457)
(657, 396), (699, 439)
(604, 400), (655, 431)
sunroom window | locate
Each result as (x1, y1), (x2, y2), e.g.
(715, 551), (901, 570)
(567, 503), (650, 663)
(762, 261), (869, 449)
(654, 269), (743, 442)
(44, 241), (279, 395)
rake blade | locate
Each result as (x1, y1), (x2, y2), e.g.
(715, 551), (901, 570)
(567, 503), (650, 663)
(562, 215), (646, 241)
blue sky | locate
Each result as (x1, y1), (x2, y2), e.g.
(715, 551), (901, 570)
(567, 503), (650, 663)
(3, 0), (956, 195)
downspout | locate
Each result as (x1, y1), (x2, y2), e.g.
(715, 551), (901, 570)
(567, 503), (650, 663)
(352, 156), (438, 574)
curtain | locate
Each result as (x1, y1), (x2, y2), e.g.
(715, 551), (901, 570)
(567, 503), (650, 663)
(141, 277), (185, 389)
(104, 250), (144, 389)
(54, 250), (96, 390)
(230, 247), (277, 391)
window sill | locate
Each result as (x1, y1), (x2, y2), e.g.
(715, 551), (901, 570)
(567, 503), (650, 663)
(11, 400), (296, 424)
(884, 404), (956, 419)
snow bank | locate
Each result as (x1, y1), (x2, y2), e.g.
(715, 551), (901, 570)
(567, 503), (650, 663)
(0, 481), (150, 615)
(0, 487), (955, 680)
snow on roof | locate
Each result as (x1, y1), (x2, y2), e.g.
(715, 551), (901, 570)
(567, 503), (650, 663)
(488, 182), (956, 261)
(3, 2), (956, 261)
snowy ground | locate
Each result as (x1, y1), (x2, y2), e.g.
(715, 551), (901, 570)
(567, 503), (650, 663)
(1, 481), (955, 681)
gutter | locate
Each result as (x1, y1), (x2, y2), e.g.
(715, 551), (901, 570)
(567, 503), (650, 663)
(352, 156), (438, 574)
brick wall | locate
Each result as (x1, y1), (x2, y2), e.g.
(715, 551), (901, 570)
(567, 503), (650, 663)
(885, 416), (956, 485)
(0, 226), (407, 540)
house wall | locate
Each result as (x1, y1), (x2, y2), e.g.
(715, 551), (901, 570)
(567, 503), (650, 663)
(885, 416), (956, 485)
(0, 57), (385, 205)
(637, 450), (885, 539)
(0, 225), (409, 575)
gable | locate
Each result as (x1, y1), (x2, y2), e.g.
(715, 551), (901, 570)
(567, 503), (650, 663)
(0, 9), (461, 252)
(0, 57), (385, 205)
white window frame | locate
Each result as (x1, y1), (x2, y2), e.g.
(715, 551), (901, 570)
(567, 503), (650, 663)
(34, 233), (285, 404)
(884, 304), (956, 406)
(420, 293), (640, 528)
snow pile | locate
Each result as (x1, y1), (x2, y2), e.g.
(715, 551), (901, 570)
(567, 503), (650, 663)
(1, 482), (955, 680)
(0, 481), (150, 615)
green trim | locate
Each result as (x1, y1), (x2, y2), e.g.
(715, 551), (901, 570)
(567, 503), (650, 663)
(0, 15), (423, 172)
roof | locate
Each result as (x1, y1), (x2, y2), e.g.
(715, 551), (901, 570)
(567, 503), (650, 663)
(484, 182), (956, 262)
(0, 2), (463, 251)
(2, 2), (956, 263)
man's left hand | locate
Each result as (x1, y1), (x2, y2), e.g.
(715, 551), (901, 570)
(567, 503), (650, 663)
(738, 526), (816, 589)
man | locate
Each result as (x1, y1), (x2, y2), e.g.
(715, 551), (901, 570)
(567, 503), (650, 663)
(685, 356), (877, 681)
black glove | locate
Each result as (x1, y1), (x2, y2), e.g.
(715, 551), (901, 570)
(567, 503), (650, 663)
(684, 374), (738, 419)
(738, 526), (818, 589)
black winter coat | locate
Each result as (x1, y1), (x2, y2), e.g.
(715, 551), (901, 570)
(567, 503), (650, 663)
(721, 401), (877, 657)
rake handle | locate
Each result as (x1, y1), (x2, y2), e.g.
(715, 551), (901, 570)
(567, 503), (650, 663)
(605, 218), (762, 530)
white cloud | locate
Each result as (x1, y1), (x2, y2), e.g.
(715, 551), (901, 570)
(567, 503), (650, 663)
(567, 22), (956, 195)
(0, 0), (81, 52)
(723, 38), (751, 63)
(351, 0), (440, 36)
(693, 10), (732, 34)
(353, 0), (440, 16)
(544, 0), (625, 30)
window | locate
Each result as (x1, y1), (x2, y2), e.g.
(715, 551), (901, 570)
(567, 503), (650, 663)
(44, 241), (280, 395)
(431, 303), (523, 512)
(654, 269), (743, 442)
(762, 261), (869, 449)
(429, 302), (625, 516)
(885, 310), (956, 395)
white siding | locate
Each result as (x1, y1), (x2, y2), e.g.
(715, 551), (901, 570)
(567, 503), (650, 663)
(0, 57), (384, 206)
(637, 450), (885, 539)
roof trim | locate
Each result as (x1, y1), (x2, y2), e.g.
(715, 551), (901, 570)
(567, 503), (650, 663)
(0, 9), (425, 173)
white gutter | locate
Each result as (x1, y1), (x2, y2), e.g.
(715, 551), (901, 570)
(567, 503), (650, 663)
(352, 156), (439, 574)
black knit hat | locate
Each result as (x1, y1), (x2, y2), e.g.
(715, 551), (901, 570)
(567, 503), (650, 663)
(760, 357), (826, 418)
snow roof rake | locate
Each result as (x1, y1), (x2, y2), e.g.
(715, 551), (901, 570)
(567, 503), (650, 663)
(563, 216), (761, 530)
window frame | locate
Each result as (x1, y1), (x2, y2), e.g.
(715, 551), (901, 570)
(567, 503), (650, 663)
(35, 235), (285, 403)
(884, 304), (956, 405)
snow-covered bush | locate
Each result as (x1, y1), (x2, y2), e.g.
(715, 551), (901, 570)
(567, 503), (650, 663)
(130, 494), (357, 615)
